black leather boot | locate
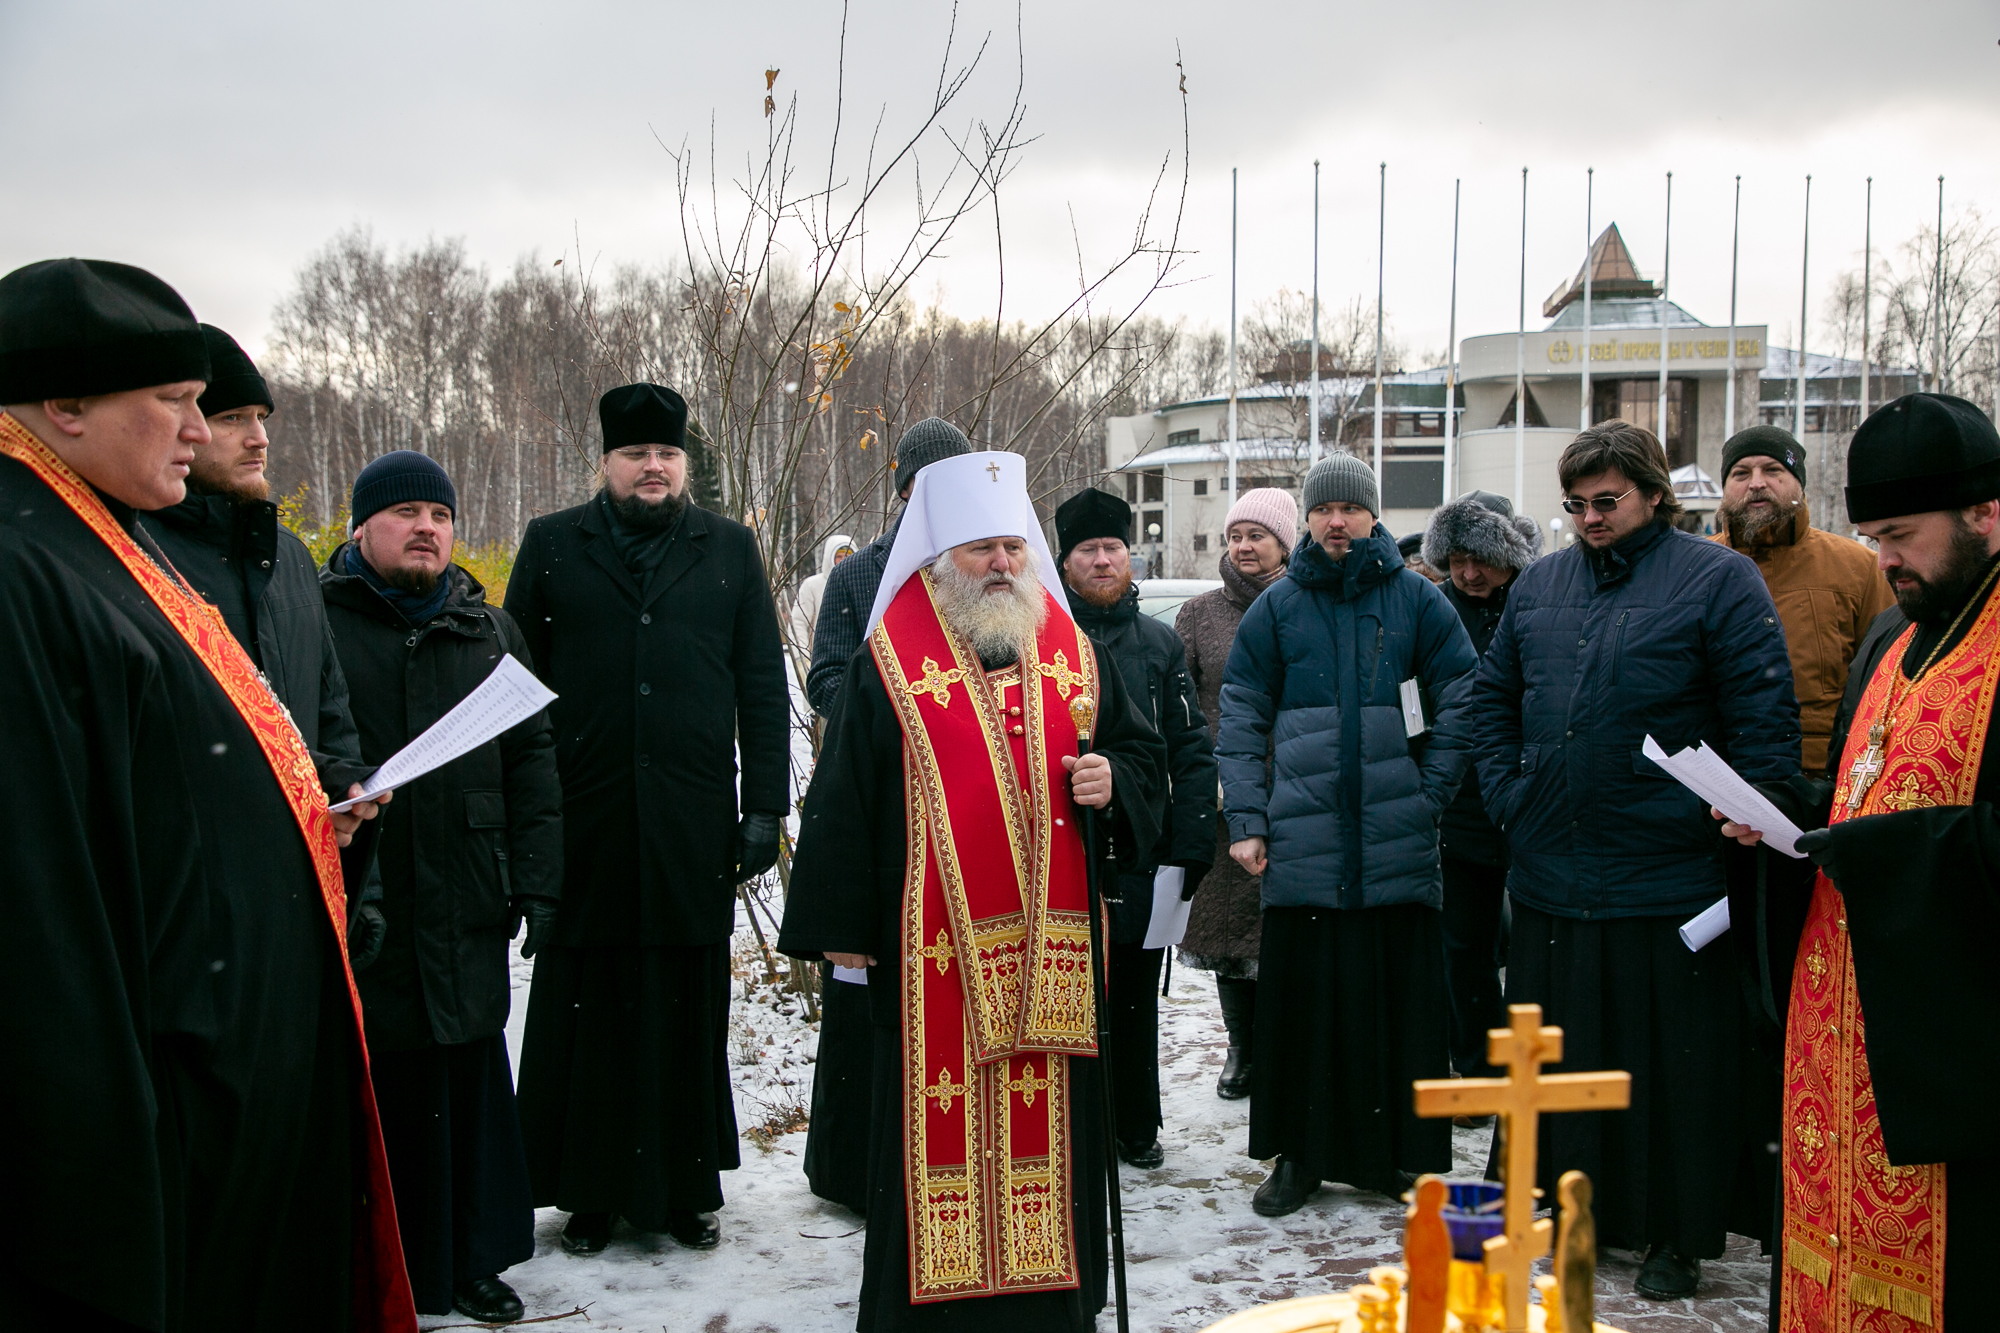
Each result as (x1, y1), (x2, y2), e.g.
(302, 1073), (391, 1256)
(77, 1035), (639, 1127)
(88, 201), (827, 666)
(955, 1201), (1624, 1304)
(453, 1275), (524, 1322)
(1251, 1157), (1319, 1217)
(1215, 977), (1255, 1100)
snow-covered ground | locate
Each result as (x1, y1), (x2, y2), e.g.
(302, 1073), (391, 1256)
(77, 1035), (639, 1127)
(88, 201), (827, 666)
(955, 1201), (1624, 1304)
(479, 934), (1772, 1333)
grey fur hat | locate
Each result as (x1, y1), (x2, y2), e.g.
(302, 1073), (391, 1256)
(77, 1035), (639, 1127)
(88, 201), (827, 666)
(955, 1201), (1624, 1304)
(1421, 489), (1542, 572)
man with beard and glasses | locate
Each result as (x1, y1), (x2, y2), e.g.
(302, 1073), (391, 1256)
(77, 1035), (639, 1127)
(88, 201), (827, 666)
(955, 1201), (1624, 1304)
(142, 325), (375, 869)
(1718, 394), (2000, 1333)
(779, 451), (1165, 1332)
(1712, 426), (1892, 773)
(506, 383), (787, 1258)
(1052, 486), (1215, 1170)
(321, 452), (562, 1324)
(1175, 488), (1298, 1101)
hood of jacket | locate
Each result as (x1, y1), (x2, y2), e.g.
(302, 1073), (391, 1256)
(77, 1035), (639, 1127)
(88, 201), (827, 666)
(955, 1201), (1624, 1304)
(1285, 524), (1404, 601)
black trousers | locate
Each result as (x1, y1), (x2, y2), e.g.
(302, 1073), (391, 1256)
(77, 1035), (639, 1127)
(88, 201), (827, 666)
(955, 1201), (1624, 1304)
(1106, 942), (1164, 1145)
(1439, 858), (1508, 1076)
(371, 1035), (534, 1314)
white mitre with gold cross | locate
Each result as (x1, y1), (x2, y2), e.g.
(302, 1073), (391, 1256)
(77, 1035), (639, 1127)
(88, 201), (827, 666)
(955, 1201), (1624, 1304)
(862, 449), (1071, 636)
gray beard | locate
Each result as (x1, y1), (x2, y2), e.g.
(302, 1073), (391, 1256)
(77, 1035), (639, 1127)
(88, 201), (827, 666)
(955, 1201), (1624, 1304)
(929, 549), (1047, 667)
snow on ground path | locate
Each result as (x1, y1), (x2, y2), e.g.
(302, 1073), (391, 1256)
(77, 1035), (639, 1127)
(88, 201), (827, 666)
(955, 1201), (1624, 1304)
(475, 938), (1769, 1333)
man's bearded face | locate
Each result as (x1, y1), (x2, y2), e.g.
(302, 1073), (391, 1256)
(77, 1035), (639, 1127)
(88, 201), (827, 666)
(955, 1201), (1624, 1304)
(930, 537), (1046, 664)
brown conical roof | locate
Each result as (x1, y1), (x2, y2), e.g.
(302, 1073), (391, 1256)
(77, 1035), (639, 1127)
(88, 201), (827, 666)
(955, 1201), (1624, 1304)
(1543, 224), (1660, 318)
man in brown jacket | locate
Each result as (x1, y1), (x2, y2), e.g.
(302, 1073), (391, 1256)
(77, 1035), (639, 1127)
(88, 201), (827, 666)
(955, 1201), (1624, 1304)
(1712, 425), (1893, 773)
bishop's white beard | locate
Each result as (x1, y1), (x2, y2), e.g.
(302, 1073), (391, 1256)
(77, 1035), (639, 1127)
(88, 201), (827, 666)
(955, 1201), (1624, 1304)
(929, 547), (1047, 666)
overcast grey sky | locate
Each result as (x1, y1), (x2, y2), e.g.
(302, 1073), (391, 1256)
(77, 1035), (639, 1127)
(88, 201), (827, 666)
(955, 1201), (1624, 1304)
(4, 0), (1996, 367)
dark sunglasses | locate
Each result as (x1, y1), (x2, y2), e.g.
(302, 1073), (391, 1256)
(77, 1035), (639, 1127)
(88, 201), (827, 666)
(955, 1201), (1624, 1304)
(1560, 485), (1639, 515)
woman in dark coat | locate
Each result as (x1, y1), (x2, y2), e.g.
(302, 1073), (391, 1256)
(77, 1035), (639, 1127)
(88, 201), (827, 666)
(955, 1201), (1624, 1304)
(1172, 487), (1296, 1099)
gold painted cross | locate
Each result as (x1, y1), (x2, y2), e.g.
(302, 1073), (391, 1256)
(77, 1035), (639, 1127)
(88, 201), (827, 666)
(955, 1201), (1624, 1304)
(1037, 650), (1088, 700)
(1413, 1005), (1630, 1333)
(1846, 723), (1887, 811)
(914, 928), (955, 975)
(986, 460), (1002, 482)
(1005, 1059), (1052, 1107)
(924, 1066), (972, 1115)
(907, 656), (967, 708)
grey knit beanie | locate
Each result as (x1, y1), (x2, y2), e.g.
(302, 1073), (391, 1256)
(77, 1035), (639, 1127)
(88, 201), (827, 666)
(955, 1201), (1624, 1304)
(1301, 453), (1379, 516)
(891, 417), (972, 496)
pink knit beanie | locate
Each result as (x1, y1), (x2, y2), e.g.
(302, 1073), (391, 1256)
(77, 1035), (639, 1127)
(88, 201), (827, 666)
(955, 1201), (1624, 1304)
(1224, 487), (1299, 551)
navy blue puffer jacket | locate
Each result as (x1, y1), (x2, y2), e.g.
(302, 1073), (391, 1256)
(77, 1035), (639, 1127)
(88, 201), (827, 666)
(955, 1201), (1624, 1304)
(1217, 526), (1479, 912)
(1466, 518), (1800, 920)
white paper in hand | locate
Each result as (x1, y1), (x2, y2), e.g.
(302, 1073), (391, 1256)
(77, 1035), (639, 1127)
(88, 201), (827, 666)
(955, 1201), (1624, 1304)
(1143, 865), (1194, 950)
(330, 654), (557, 812)
(1640, 735), (1806, 858)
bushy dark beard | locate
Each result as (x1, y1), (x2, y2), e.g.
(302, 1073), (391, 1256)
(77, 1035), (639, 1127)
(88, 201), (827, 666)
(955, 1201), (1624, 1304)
(609, 487), (687, 532)
(186, 453), (271, 504)
(1893, 518), (1993, 623)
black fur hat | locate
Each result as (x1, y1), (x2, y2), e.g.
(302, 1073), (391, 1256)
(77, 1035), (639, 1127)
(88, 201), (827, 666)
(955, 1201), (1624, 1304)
(1422, 489), (1542, 573)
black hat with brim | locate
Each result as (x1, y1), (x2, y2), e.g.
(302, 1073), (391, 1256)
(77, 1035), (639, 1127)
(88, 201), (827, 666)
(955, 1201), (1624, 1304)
(1845, 393), (2000, 524)
(599, 382), (689, 454)
(1054, 487), (1133, 562)
(196, 324), (274, 417)
(0, 258), (210, 403)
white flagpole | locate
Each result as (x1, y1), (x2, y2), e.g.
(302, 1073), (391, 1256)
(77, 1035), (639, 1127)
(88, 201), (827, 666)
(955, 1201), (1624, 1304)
(1580, 167), (1593, 431)
(1727, 175), (1741, 437)
(1657, 172), (1672, 449)
(1311, 160), (1322, 466)
(1445, 178), (1461, 498)
(1861, 177), (1872, 422)
(1796, 175), (1811, 441)
(1228, 167), (1239, 504)
(1373, 162), (1386, 494)
(1934, 175), (1946, 392)
(1514, 166), (1526, 510)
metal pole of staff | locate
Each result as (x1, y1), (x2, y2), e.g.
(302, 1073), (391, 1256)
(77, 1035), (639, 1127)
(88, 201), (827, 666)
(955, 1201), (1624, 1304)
(1068, 692), (1130, 1333)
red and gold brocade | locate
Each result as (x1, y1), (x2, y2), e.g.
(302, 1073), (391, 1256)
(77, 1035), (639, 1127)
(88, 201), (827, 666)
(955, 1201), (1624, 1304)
(1781, 587), (2000, 1333)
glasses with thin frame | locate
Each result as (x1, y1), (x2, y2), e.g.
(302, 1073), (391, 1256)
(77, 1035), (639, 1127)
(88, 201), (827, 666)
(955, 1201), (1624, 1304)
(1560, 485), (1640, 515)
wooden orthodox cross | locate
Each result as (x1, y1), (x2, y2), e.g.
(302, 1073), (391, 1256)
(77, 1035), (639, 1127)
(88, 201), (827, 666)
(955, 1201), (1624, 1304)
(1413, 1005), (1630, 1333)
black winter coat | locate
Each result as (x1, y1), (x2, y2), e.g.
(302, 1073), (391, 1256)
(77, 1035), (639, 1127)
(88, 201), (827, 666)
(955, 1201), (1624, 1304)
(145, 492), (370, 796)
(1467, 518), (1800, 920)
(505, 496), (789, 946)
(322, 550), (563, 1050)
(1437, 578), (1511, 867)
(1065, 582), (1217, 943)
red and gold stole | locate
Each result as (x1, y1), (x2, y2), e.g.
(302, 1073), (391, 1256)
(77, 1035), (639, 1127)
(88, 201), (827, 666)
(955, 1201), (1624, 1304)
(870, 569), (1100, 1302)
(1780, 587), (2000, 1333)
(0, 415), (418, 1333)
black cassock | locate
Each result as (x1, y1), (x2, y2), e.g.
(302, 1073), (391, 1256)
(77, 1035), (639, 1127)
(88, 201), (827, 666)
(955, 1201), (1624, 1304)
(0, 456), (370, 1331)
(1749, 558), (2000, 1326)
(780, 647), (1166, 1333)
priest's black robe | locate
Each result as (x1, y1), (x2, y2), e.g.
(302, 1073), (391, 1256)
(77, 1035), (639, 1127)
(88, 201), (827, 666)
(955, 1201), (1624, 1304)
(0, 451), (384, 1331)
(779, 646), (1167, 1333)
(1753, 552), (2000, 1325)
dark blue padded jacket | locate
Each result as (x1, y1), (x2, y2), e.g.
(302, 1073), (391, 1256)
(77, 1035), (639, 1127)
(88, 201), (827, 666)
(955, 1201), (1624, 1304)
(1466, 517), (1800, 920)
(1217, 526), (1478, 912)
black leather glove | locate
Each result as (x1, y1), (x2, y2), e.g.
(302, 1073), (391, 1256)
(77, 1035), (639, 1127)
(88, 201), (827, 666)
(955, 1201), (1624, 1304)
(1176, 860), (1209, 902)
(736, 812), (782, 883)
(510, 896), (559, 959)
(348, 905), (387, 972)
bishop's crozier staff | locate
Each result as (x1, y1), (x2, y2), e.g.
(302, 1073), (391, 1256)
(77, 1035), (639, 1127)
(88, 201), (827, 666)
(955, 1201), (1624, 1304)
(0, 259), (415, 1329)
(780, 450), (1166, 1332)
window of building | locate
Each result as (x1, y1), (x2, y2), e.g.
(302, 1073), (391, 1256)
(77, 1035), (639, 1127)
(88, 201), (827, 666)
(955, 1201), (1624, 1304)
(1193, 478), (1208, 496)
(1193, 533), (1209, 552)
(1591, 377), (1698, 467)
(1168, 429), (1200, 445)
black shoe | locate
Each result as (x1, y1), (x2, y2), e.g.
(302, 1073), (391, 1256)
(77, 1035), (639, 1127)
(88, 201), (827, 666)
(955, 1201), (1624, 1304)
(453, 1275), (524, 1322)
(1216, 1046), (1252, 1100)
(1634, 1243), (1700, 1299)
(1118, 1138), (1165, 1169)
(1251, 1158), (1319, 1217)
(560, 1211), (612, 1255)
(665, 1209), (721, 1249)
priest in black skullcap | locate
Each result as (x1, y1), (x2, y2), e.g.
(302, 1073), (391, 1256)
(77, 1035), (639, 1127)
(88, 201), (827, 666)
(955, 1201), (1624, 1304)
(507, 381), (788, 1258)
(1720, 393), (2000, 1332)
(0, 259), (416, 1328)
